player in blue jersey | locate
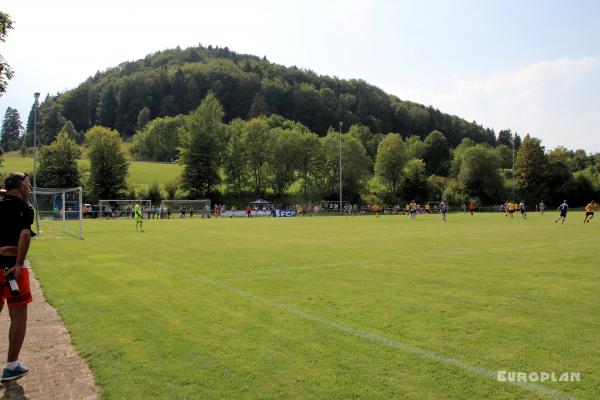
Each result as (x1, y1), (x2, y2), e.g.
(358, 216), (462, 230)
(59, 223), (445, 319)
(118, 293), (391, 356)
(439, 200), (448, 222)
(555, 200), (568, 224)
(409, 200), (417, 220)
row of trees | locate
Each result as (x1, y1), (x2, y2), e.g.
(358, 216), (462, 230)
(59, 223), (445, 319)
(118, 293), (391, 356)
(16, 93), (599, 207)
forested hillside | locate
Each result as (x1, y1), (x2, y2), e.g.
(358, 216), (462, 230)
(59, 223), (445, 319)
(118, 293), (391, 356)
(24, 44), (495, 146)
(3, 44), (599, 207)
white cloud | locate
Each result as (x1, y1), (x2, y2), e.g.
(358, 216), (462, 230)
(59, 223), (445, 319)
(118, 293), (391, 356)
(397, 57), (600, 153)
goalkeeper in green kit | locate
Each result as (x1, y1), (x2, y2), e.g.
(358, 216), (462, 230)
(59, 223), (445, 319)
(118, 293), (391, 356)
(135, 202), (144, 232)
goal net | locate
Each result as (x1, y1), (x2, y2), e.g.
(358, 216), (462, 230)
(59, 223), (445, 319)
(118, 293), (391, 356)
(160, 199), (211, 218)
(29, 187), (83, 239)
(98, 199), (151, 218)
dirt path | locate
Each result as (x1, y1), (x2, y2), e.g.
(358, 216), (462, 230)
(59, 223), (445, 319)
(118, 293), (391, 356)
(0, 270), (100, 399)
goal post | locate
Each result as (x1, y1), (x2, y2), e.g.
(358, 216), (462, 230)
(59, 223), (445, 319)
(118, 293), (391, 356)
(98, 199), (151, 218)
(30, 187), (83, 239)
(160, 199), (211, 218)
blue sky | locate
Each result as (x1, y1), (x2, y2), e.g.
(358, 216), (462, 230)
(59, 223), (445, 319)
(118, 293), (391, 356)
(1, 0), (599, 151)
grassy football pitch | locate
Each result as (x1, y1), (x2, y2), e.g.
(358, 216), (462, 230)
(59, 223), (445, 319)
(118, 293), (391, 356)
(29, 213), (598, 399)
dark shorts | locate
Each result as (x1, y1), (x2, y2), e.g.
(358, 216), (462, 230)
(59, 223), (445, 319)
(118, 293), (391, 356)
(560, 212), (567, 217)
(508, 210), (515, 214)
(1, 268), (32, 308)
(586, 212), (594, 217)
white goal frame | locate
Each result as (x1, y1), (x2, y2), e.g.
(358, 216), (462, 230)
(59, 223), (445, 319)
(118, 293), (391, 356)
(30, 187), (84, 239)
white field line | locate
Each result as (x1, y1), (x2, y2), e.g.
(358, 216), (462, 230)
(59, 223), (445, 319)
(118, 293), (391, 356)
(84, 238), (585, 400)
(180, 271), (583, 400)
(208, 260), (369, 277)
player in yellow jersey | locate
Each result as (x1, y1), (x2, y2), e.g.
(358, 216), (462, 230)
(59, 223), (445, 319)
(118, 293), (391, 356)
(507, 201), (516, 218)
(584, 200), (597, 224)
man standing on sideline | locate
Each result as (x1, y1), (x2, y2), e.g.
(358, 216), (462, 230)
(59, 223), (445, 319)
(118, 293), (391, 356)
(135, 202), (144, 232)
(0, 172), (35, 382)
(555, 200), (569, 224)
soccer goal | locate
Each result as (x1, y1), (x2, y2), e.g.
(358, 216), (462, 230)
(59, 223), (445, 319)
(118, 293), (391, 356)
(160, 199), (211, 218)
(98, 199), (151, 218)
(29, 187), (83, 239)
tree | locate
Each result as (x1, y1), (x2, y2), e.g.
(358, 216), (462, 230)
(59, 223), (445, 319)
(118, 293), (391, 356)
(58, 120), (81, 144)
(374, 133), (408, 202)
(449, 137), (475, 177)
(243, 116), (272, 195)
(96, 83), (118, 127)
(457, 144), (504, 204)
(0, 12), (14, 96)
(40, 97), (66, 144)
(402, 159), (428, 201)
(348, 124), (382, 161)
(1, 107), (22, 151)
(423, 130), (450, 176)
(545, 160), (573, 205)
(130, 115), (184, 161)
(136, 107), (151, 132)
(223, 118), (248, 194)
(321, 130), (371, 202)
(85, 126), (129, 202)
(140, 180), (163, 205)
(163, 178), (179, 200)
(405, 135), (426, 159)
(179, 92), (226, 198)
(572, 149), (589, 171)
(171, 68), (186, 112)
(515, 135), (548, 203)
(268, 127), (303, 197)
(495, 144), (513, 169)
(513, 133), (522, 150)
(37, 132), (81, 188)
(296, 130), (323, 201)
(496, 129), (513, 147)
(248, 92), (270, 118)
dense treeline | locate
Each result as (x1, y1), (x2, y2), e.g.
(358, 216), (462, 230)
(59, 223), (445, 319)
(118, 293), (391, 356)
(20, 44), (496, 147)
(26, 94), (596, 207)
(2, 44), (599, 207)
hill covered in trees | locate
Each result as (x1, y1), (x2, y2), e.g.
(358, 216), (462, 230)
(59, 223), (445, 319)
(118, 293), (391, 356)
(27, 44), (496, 147)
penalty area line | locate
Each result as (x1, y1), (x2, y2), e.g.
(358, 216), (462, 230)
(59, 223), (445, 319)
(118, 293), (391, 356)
(184, 271), (582, 400)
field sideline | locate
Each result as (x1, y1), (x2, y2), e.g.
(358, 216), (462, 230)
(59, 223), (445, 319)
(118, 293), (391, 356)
(29, 213), (598, 399)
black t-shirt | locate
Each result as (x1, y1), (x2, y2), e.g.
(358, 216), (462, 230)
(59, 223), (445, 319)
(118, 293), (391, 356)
(0, 194), (36, 268)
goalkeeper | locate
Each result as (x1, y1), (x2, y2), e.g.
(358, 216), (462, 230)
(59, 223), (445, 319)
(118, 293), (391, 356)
(135, 202), (144, 232)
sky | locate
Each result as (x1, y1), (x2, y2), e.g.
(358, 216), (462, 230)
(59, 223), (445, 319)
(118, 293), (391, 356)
(1, 0), (600, 152)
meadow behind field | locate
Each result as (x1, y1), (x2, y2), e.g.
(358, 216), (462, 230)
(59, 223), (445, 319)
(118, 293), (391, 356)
(1, 153), (182, 192)
(29, 212), (599, 399)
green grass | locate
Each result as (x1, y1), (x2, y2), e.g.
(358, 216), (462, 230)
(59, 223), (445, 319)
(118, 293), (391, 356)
(29, 213), (599, 399)
(1, 154), (182, 191)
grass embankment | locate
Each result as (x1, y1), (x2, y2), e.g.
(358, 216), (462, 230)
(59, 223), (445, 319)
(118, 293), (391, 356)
(1, 154), (182, 192)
